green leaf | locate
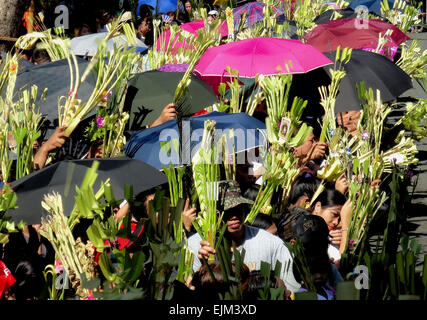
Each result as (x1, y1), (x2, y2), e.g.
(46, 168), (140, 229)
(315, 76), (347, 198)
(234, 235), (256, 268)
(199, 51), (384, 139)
(104, 184), (115, 204)
(86, 219), (107, 250)
(124, 185), (134, 203)
(80, 273), (101, 290)
(0, 233), (9, 244)
(336, 281), (360, 300)
(293, 291), (318, 300)
(98, 251), (116, 283)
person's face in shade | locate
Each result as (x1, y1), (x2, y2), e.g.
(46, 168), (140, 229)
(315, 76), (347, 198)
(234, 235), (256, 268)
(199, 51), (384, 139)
(336, 111), (361, 137)
(185, 2), (192, 14)
(223, 204), (246, 236)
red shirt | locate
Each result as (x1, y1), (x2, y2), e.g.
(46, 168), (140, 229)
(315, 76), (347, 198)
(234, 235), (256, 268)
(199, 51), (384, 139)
(94, 221), (144, 264)
(0, 261), (16, 299)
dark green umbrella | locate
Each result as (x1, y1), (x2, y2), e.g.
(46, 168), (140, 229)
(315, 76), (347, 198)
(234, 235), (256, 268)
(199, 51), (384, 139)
(124, 70), (219, 130)
(9, 157), (168, 225)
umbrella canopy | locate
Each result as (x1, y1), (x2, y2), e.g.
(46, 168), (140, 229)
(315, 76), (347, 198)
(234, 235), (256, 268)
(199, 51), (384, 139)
(233, 1), (284, 29)
(348, 0), (395, 17)
(125, 112), (267, 170)
(399, 78), (427, 100)
(304, 18), (409, 52)
(222, 49), (413, 115)
(157, 63), (190, 72)
(9, 157), (168, 225)
(180, 20), (229, 37)
(313, 8), (359, 25)
(194, 37), (332, 93)
(194, 37), (333, 78)
(11, 57), (97, 137)
(123, 70), (218, 130)
(274, 16), (298, 39)
(156, 20), (228, 53)
(321, 49), (413, 112)
(70, 32), (148, 57)
(137, 0), (176, 14)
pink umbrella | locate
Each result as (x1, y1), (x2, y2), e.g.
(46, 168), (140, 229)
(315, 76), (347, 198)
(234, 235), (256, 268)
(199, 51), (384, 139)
(194, 37), (332, 77)
(156, 20), (228, 53)
(180, 20), (229, 37)
(304, 18), (410, 53)
(194, 37), (332, 94)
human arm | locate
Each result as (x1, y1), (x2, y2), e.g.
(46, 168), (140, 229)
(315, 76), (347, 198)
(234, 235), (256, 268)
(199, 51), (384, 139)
(339, 199), (353, 254)
(114, 201), (130, 222)
(335, 173), (349, 195)
(34, 126), (69, 169)
(182, 199), (197, 233)
(295, 141), (328, 166)
(197, 240), (216, 261)
(149, 103), (177, 128)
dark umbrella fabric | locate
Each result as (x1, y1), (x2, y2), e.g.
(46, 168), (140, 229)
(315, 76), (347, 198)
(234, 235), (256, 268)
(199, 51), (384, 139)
(275, 16), (298, 39)
(323, 49), (413, 112)
(313, 8), (359, 25)
(12, 57), (97, 138)
(9, 157), (168, 225)
(124, 70), (218, 131)
(125, 112), (267, 170)
(220, 49), (413, 115)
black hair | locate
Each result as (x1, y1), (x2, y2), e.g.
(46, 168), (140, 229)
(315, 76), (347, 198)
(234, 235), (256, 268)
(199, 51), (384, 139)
(138, 4), (153, 19)
(313, 188), (347, 210)
(288, 172), (321, 206)
(192, 261), (250, 301)
(11, 260), (44, 300)
(292, 214), (330, 255)
(243, 185), (260, 202)
(243, 270), (281, 301)
(251, 213), (275, 231)
(32, 48), (51, 65)
(277, 207), (310, 242)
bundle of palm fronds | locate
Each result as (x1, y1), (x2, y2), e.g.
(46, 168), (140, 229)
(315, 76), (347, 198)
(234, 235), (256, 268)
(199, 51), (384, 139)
(396, 40), (427, 80)
(381, 0), (422, 33)
(192, 120), (224, 257)
(58, 15), (141, 137)
(8, 86), (44, 180)
(293, 0), (328, 39)
(245, 73), (312, 223)
(40, 192), (98, 300)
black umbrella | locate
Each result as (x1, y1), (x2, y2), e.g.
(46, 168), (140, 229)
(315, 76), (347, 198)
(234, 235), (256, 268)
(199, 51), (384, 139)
(12, 57), (97, 138)
(322, 49), (413, 112)
(123, 70), (219, 130)
(9, 157), (168, 225)
(313, 8), (359, 25)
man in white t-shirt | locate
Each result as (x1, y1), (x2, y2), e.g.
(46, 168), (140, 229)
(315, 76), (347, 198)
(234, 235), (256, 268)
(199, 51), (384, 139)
(187, 181), (301, 294)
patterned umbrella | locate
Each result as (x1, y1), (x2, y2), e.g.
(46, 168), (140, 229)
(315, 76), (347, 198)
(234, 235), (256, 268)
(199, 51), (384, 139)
(233, 1), (284, 29)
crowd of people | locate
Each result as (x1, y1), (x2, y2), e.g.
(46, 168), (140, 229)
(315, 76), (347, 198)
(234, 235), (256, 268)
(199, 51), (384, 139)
(0, 0), (426, 302)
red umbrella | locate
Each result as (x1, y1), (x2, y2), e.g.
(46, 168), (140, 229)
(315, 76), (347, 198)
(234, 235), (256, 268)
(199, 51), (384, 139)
(304, 18), (409, 52)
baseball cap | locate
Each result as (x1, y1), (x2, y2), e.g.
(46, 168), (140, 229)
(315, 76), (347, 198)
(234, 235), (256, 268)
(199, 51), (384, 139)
(217, 180), (254, 212)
